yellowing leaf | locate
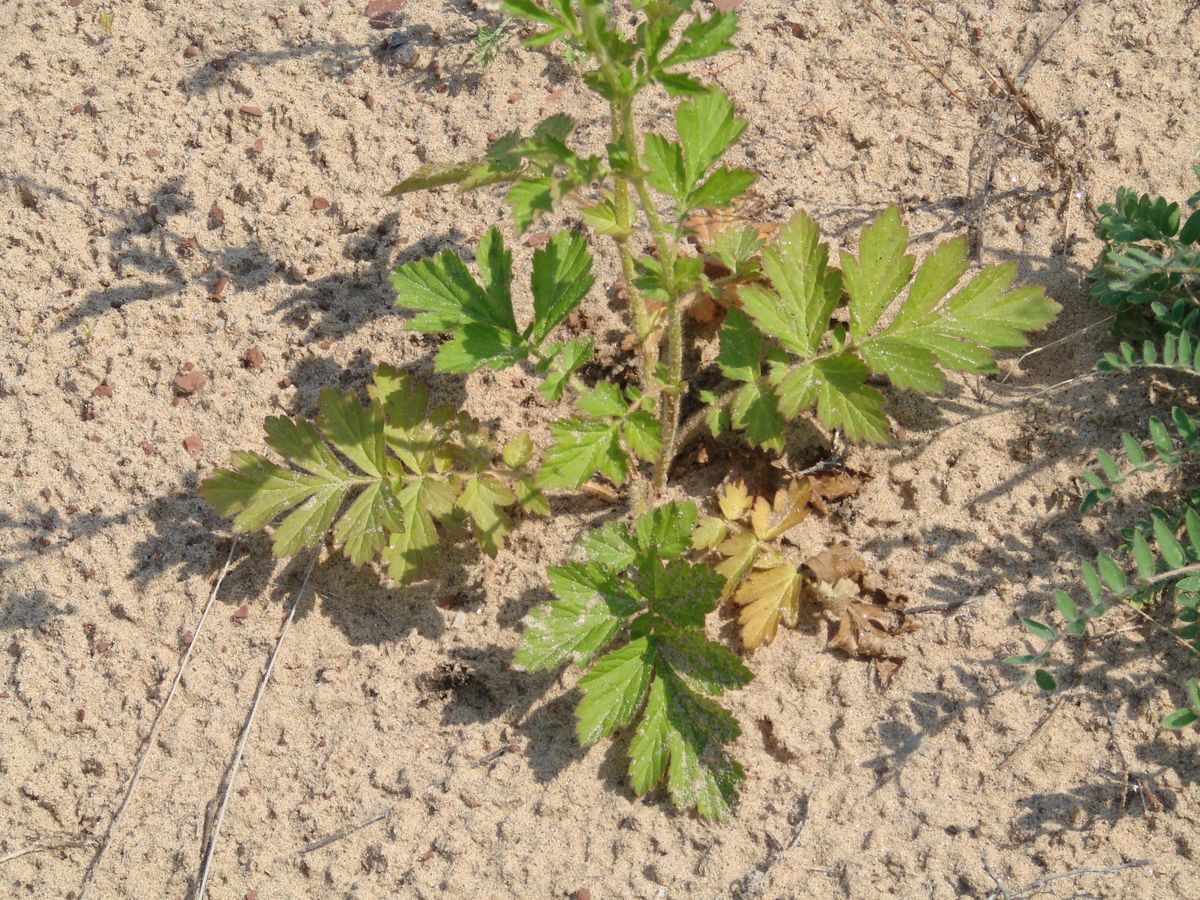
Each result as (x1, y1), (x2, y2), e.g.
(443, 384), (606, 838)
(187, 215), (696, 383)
(717, 480), (753, 520)
(749, 478), (811, 541)
(731, 564), (803, 648)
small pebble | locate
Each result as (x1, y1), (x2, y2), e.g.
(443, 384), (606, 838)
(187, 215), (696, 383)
(311, 196), (331, 211)
(91, 384), (113, 398)
(182, 435), (205, 457)
(173, 371), (207, 394)
(239, 104), (264, 117)
(140, 441), (156, 455)
(241, 347), (265, 369)
(184, 44), (200, 58)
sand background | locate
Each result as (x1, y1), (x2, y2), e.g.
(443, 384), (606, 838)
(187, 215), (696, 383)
(2, 0), (1199, 897)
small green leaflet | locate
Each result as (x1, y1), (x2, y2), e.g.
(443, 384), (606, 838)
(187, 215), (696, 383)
(738, 211), (842, 356)
(516, 502), (750, 820)
(393, 227), (594, 378)
(538, 383), (662, 489)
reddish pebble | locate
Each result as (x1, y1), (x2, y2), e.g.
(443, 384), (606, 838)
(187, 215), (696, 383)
(306, 265), (316, 276)
(311, 196), (330, 211)
(239, 104), (264, 117)
(245, 892), (257, 900)
(571, 891), (592, 900)
(140, 441), (156, 455)
(231, 604), (250, 621)
(210, 58), (228, 71)
(362, 93), (375, 110)
(278, 378), (293, 389)
(241, 347), (265, 369)
(76, 709), (85, 722)
(209, 204), (225, 226)
(238, 786), (250, 797)
(507, 92), (521, 104)
(180, 630), (194, 647)
(68, 0), (84, 6)
(252, 138), (264, 154)
(184, 44), (200, 58)
(146, 149), (159, 158)
(81, 401), (96, 421)
(318, 340), (332, 350)
(525, 232), (551, 248)
(212, 275), (229, 298)
(173, 371), (207, 394)
(182, 434), (205, 457)
(92, 383), (113, 398)
(41, 487), (53, 500)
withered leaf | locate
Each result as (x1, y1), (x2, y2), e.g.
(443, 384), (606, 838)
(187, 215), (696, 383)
(809, 470), (863, 514)
(803, 545), (865, 585)
(749, 478), (811, 541)
(874, 656), (905, 690)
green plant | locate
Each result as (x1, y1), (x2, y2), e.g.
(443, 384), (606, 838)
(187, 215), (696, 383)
(515, 500), (752, 819)
(1090, 167), (1200, 335)
(203, 0), (1059, 817)
(98, 8), (114, 35)
(200, 365), (546, 581)
(473, 16), (514, 68)
(1010, 168), (1200, 729)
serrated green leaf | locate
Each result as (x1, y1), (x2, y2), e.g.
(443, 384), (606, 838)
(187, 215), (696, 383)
(384, 476), (456, 582)
(655, 669), (743, 821)
(659, 630), (752, 696)
(387, 161), (481, 196)
(515, 561), (641, 670)
(635, 500), (698, 560)
(506, 177), (555, 234)
(660, 11), (738, 69)
(263, 416), (346, 479)
(858, 336), (944, 392)
(687, 167), (757, 210)
(717, 307), (762, 383)
(514, 474), (550, 516)
(502, 432), (534, 469)
(530, 231), (595, 343)
(456, 474), (516, 556)
(654, 71), (708, 96)
(317, 390), (387, 477)
(776, 356), (890, 443)
(271, 481), (351, 557)
(332, 480), (403, 566)
(642, 134), (687, 200)
(891, 237), (969, 329)
(539, 337), (593, 403)
(729, 381), (785, 451)
(578, 381), (628, 418)
(638, 559), (724, 628)
(739, 211), (841, 355)
(435, 323), (527, 373)
(579, 197), (626, 237)
(576, 637), (655, 745)
(624, 410), (663, 463)
(842, 206), (914, 339)
(674, 89), (746, 191)
(581, 520), (638, 570)
(537, 419), (626, 489)
(393, 248), (507, 333)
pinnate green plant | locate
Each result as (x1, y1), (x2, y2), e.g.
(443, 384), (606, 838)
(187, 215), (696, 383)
(200, 365), (546, 582)
(202, 0), (1063, 816)
(515, 500), (752, 820)
(1010, 168), (1200, 729)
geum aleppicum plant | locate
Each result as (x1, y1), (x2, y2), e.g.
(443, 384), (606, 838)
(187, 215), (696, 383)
(200, 0), (1061, 820)
(515, 500), (752, 820)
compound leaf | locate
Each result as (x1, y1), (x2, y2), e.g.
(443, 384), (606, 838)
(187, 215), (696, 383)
(537, 419), (626, 489)
(674, 89), (746, 192)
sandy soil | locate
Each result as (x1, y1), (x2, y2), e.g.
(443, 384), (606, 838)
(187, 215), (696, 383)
(3, 0), (1200, 897)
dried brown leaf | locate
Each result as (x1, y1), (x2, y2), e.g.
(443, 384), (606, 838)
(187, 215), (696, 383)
(803, 545), (865, 585)
(731, 564), (803, 649)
